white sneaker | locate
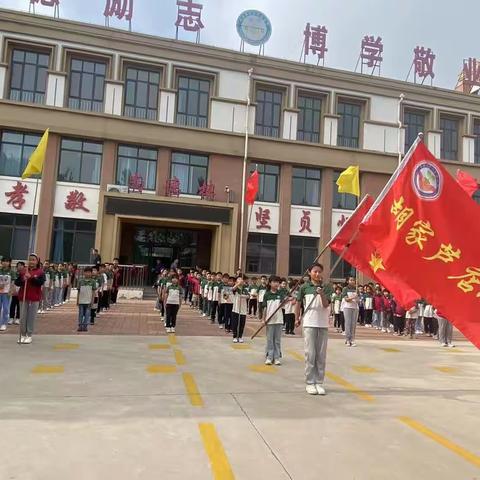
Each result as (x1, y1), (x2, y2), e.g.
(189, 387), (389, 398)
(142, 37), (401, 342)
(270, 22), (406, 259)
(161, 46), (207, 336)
(448, 343), (455, 348)
(0, 325), (7, 331)
(233, 338), (238, 343)
(265, 359), (273, 365)
(7, 319), (13, 325)
(17, 336), (26, 344)
(14, 319), (20, 325)
(442, 343), (448, 347)
(306, 385), (318, 395)
(381, 329), (387, 333)
(315, 384), (326, 395)
(171, 328), (176, 333)
(274, 359), (282, 366)
(23, 336), (32, 344)
(341, 331), (346, 336)
(219, 325), (224, 329)
(202, 313), (206, 317)
(238, 338), (244, 343)
(350, 342), (357, 347)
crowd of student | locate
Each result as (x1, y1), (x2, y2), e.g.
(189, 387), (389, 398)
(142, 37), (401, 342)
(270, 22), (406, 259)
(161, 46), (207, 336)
(0, 254), (122, 343)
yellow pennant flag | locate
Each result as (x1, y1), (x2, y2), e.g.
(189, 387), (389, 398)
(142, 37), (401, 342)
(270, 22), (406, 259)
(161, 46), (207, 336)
(336, 165), (360, 197)
(21, 128), (49, 179)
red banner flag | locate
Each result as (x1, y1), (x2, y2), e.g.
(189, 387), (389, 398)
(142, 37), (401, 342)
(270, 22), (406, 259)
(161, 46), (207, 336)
(330, 195), (419, 308)
(359, 140), (480, 348)
(245, 170), (259, 205)
(456, 169), (478, 198)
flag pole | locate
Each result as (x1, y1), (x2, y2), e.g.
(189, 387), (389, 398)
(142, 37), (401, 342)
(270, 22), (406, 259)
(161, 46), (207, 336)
(251, 195), (372, 339)
(28, 177), (39, 253)
(238, 68), (254, 271)
(397, 93), (405, 166)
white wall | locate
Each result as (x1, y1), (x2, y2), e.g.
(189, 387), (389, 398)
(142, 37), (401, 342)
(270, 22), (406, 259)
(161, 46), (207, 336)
(282, 111), (298, 140)
(369, 95), (399, 123)
(46, 73), (65, 107)
(218, 70), (250, 101)
(104, 82), (123, 116)
(0, 177), (41, 215)
(463, 136), (474, 163)
(0, 64), (7, 100)
(159, 90), (176, 123)
(248, 202), (279, 234)
(323, 115), (338, 146)
(331, 209), (353, 238)
(363, 122), (400, 154)
(53, 183), (100, 220)
(427, 131), (441, 158)
(290, 206), (321, 237)
(210, 99), (255, 134)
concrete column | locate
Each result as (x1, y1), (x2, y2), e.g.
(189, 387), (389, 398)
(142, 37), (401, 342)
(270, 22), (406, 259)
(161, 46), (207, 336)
(0, 63), (7, 99)
(320, 168), (333, 277)
(156, 148), (171, 196)
(45, 72), (66, 107)
(282, 110), (298, 141)
(277, 164), (292, 277)
(323, 114), (339, 146)
(159, 89), (176, 124)
(100, 140), (116, 191)
(35, 133), (60, 260)
(463, 136), (475, 163)
(427, 130), (441, 158)
(104, 81), (123, 116)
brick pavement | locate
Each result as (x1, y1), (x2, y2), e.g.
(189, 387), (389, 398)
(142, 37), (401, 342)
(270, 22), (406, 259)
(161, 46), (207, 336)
(1, 298), (465, 342)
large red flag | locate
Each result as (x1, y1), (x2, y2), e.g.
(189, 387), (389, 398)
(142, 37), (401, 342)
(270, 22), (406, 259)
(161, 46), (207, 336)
(330, 195), (419, 308)
(245, 170), (259, 205)
(359, 140), (480, 348)
(456, 169), (478, 198)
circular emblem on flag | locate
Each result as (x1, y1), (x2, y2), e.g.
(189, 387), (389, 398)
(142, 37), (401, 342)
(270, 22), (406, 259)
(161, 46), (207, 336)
(412, 161), (443, 201)
(236, 10), (272, 46)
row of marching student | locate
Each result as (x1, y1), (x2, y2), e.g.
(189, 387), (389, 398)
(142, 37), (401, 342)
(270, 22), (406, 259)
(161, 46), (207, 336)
(0, 254), (121, 344)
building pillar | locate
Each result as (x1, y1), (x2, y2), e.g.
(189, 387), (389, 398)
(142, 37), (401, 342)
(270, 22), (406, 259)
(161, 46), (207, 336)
(0, 63), (8, 99)
(100, 140), (116, 191)
(463, 135), (475, 163)
(282, 110), (298, 140)
(323, 114), (340, 146)
(104, 81), (123, 116)
(156, 147), (171, 196)
(427, 130), (441, 158)
(277, 164), (292, 276)
(320, 168), (333, 278)
(35, 133), (60, 260)
(45, 72), (66, 107)
(159, 89), (176, 124)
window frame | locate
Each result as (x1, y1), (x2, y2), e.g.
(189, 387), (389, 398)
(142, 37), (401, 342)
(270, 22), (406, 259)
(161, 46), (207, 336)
(51, 217), (96, 264)
(249, 162), (280, 204)
(289, 236), (318, 276)
(254, 84), (286, 138)
(0, 213), (37, 260)
(336, 97), (364, 149)
(170, 151), (209, 195)
(246, 233), (277, 275)
(440, 114), (462, 161)
(332, 170), (358, 210)
(330, 251), (356, 281)
(116, 144), (158, 191)
(291, 166), (321, 207)
(296, 92), (323, 143)
(0, 130), (41, 178)
(473, 119), (480, 165)
(403, 107), (428, 153)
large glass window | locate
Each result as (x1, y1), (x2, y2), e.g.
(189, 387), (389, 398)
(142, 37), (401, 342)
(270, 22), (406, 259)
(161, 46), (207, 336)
(249, 163), (280, 203)
(246, 233), (277, 275)
(116, 145), (157, 190)
(176, 75), (210, 128)
(51, 218), (96, 264)
(255, 88), (283, 138)
(292, 167), (321, 206)
(0, 131), (41, 177)
(331, 251), (356, 281)
(440, 116), (459, 161)
(171, 152), (208, 195)
(297, 95), (322, 143)
(0, 214), (36, 260)
(404, 109), (426, 152)
(473, 121), (480, 165)
(289, 236), (318, 276)
(337, 100), (361, 148)
(333, 171), (358, 210)
(58, 139), (103, 184)
(9, 49), (49, 104)
(68, 58), (106, 112)
(124, 67), (160, 120)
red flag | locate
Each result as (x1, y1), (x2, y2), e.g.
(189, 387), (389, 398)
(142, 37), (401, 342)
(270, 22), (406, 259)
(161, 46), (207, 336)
(359, 140), (480, 348)
(245, 170), (259, 205)
(456, 169), (478, 198)
(330, 195), (419, 308)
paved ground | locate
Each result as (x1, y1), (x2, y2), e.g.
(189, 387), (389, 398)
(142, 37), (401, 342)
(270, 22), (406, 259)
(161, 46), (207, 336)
(0, 311), (478, 479)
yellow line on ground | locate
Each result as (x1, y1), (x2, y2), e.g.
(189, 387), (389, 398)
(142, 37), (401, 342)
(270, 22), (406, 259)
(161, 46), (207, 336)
(198, 423), (235, 480)
(183, 373), (204, 407)
(352, 365), (379, 374)
(248, 364), (277, 374)
(326, 372), (375, 402)
(148, 344), (171, 350)
(380, 347), (401, 353)
(168, 335), (178, 345)
(287, 350), (304, 362)
(31, 365), (64, 374)
(174, 348), (187, 365)
(231, 344), (251, 350)
(398, 417), (480, 468)
(434, 366), (459, 374)
(53, 343), (79, 351)
(146, 364), (177, 374)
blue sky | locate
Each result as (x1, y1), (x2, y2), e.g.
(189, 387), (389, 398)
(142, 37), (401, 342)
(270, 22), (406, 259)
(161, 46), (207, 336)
(1, 0), (478, 89)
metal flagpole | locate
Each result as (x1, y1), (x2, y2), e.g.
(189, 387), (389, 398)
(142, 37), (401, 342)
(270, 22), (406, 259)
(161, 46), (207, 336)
(28, 177), (39, 253)
(238, 68), (254, 271)
(397, 93), (405, 166)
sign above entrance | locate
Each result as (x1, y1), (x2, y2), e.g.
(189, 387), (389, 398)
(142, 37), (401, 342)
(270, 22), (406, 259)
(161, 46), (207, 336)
(237, 10), (272, 50)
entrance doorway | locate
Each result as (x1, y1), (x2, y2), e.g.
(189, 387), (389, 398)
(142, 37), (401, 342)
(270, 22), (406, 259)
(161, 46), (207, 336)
(119, 223), (212, 282)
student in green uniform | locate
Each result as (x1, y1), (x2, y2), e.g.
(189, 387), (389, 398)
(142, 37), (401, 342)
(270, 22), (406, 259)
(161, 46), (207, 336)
(232, 275), (249, 343)
(164, 274), (182, 333)
(295, 263), (332, 396)
(210, 272), (223, 324)
(76, 267), (96, 332)
(257, 275), (268, 320)
(248, 277), (258, 317)
(262, 275), (285, 365)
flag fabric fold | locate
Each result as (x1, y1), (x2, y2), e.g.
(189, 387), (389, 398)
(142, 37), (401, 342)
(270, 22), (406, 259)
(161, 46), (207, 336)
(456, 169), (478, 198)
(245, 170), (259, 205)
(22, 128), (49, 179)
(358, 141), (480, 348)
(336, 165), (360, 197)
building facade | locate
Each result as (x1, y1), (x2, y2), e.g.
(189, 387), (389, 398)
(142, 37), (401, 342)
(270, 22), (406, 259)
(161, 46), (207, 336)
(0, 9), (479, 279)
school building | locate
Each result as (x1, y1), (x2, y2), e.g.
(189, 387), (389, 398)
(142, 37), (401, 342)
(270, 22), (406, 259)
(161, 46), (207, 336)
(0, 8), (479, 279)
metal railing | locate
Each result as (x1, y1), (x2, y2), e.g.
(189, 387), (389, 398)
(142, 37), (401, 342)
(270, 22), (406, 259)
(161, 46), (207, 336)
(74, 264), (148, 289)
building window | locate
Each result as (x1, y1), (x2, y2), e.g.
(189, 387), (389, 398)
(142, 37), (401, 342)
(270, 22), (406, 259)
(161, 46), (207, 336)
(0, 131), (41, 177)
(51, 218), (96, 264)
(333, 171), (358, 210)
(171, 152), (208, 195)
(176, 75), (210, 128)
(289, 236), (318, 276)
(116, 145), (157, 190)
(246, 233), (277, 275)
(331, 251), (356, 281)
(297, 95), (322, 143)
(9, 49), (49, 104)
(68, 58), (106, 112)
(255, 88), (283, 138)
(124, 67), (160, 120)
(337, 100), (361, 148)
(404, 109), (426, 152)
(473, 120), (480, 165)
(0, 214), (36, 260)
(58, 138), (103, 185)
(292, 167), (321, 206)
(440, 116), (459, 161)
(250, 163), (280, 203)
(473, 189), (480, 205)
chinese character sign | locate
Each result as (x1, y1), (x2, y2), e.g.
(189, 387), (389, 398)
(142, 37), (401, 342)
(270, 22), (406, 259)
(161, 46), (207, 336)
(104, 0), (133, 23)
(29, 0), (60, 17)
(65, 190), (90, 212)
(299, 210), (312, 233)
(255, 207), (271, 230)
(302, 23), (328, 65)
(5, 181), (29, 210)
(462, 58), (480, 88)
(359, 35), (383, 74)
(413, 46), (435, 83)
(175, 0), (204, 42)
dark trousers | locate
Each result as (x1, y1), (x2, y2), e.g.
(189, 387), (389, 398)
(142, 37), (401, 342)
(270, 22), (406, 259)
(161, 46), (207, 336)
(166, 304), (180, 328)
(111, 288), (118, 304)
(199, 296), (203, 312)
(364, 309), (373, 325)
(159, 299), (165, 317)
(424, 317), (439, 335)
(90, 304), (97, 324)
(231, 312), (246, 339)
(223, 303), (233, 330)
(210, 301), (219, 323)
(334, 312), (342, 330)
(258, 302), (264, 319)
(63, 286), (69, 302)
(284, 313), (295, 334)
(248, 298), (257, 316)
(218, 303), (225, 325)
(358, 306), (365, 325)
(393, 315), (405, 334)
(9, 296), (20, 319)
